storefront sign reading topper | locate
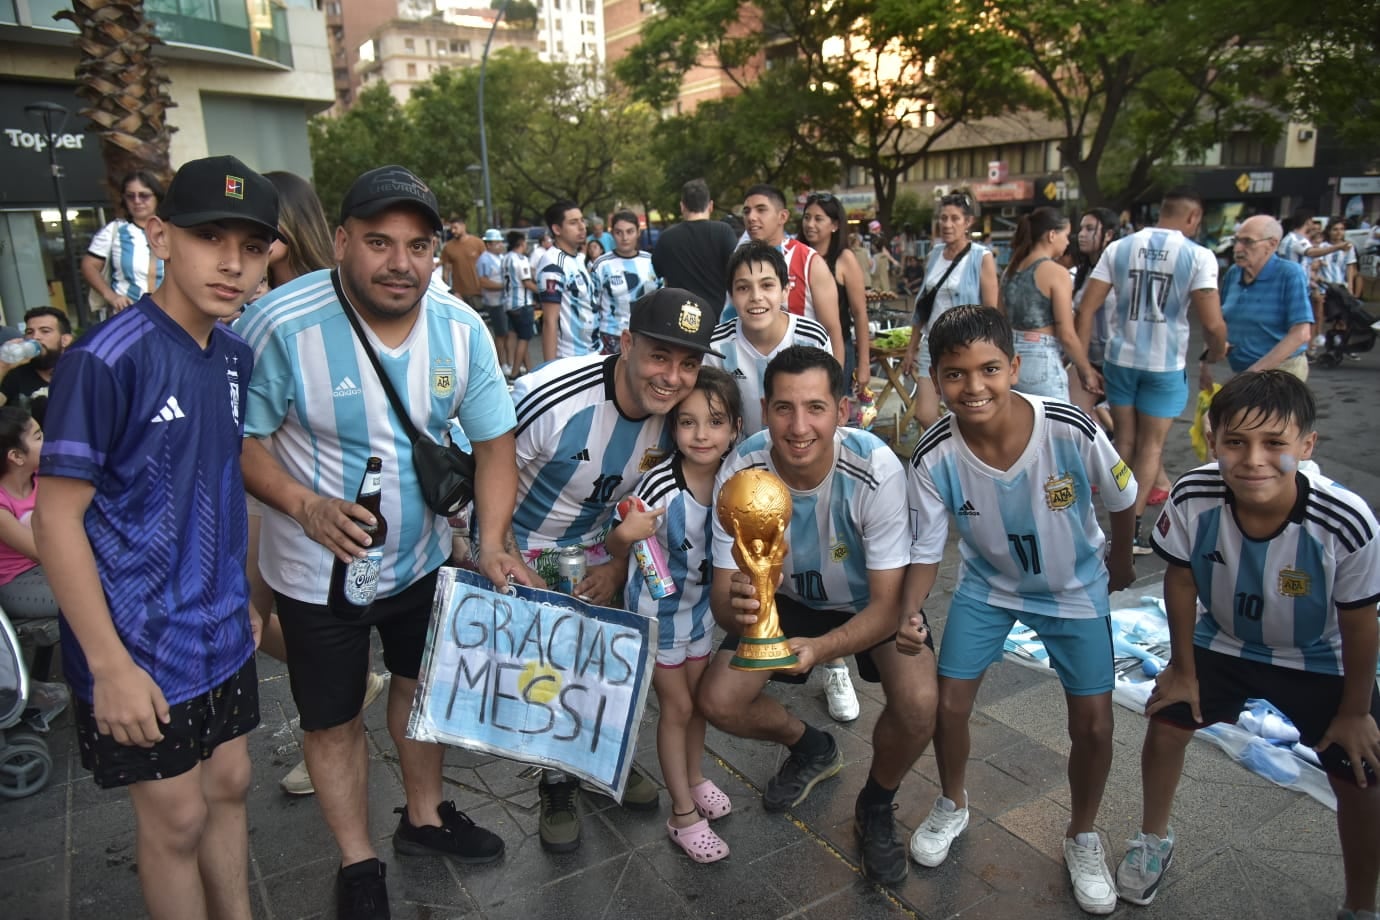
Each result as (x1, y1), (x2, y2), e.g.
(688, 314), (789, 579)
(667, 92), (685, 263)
(407, 567), (657, 800)
(0, 81), (107, 207)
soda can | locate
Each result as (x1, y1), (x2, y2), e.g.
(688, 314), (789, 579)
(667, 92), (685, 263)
(618, 497), (678, 600)
(556, 546), (586, 595)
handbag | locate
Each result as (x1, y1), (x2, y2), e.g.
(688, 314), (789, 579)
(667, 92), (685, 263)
(913, 243), (971, 327)
(333, 270), (476, 516)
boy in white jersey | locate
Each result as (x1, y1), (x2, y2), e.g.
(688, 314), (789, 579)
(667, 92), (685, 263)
(698, 346), (934, 886)
(900, 305), (1137, 915)
(1115, 372), (1380, 918)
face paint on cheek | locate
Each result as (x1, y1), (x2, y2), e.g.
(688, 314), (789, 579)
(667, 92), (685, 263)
(1278, 454), (1298, 474)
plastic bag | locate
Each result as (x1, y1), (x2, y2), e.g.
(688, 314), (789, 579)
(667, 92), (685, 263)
(1190, 383), (1221, 462)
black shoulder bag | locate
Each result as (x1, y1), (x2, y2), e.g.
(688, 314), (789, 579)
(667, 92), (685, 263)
(913, 243), (972, 327)
(334, 270), (476, 516)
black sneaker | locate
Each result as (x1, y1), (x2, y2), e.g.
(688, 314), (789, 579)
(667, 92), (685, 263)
(855, 800), (907, 885)
(392, 801), (505, 864)
(336, 858), (389, 920)
(538, 777), (582, 852)
(762, 733), (842, 812)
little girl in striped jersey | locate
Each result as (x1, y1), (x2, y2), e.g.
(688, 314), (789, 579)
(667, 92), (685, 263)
(609, 366), (743, 863)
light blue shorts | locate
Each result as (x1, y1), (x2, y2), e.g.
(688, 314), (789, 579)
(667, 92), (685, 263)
(1102, 363), (1188, 419)
(1012, 331), (1068, 401)
(938, 594), (1114, 695)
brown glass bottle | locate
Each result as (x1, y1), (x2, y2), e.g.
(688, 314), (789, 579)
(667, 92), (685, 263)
(327, 457), (387, 620)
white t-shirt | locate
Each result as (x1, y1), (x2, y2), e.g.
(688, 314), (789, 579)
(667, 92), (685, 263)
(703, 314), (833, 434)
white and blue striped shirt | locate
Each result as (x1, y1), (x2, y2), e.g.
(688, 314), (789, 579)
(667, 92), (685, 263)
(591, 250), (661, 337)
(87, 219), (164, 300)
(1152, 464), (1380, 675)
(237, 269), (513, 603)
(703, 314), (833, 434)
(1091, 227), (1217, 372)
(536, 247), (598, 357)
(501, 251), (534, 310)
(712, 428), (910, 614)
(908, 394), (1138, 618)
(511, 354), (672, 551)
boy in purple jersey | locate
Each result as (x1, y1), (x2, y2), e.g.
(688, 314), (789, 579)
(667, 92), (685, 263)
(34, 156), (279, 920)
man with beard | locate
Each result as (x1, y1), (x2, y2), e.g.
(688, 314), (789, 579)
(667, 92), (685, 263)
(236, 165), (533, 920)
(0, 307), (74, 424)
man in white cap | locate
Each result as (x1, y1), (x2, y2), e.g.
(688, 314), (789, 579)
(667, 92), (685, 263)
(477, 228), (512, 372)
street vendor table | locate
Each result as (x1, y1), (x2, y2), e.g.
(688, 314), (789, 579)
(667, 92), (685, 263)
(869, 339), (914, 422)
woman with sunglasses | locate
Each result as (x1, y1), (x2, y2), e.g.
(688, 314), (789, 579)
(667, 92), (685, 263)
(81, 171), (166, 314)
(899, 192), (1000, 429)
(799, 192), (872, 395)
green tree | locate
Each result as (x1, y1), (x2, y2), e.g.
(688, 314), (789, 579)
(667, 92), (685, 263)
(308, 82), (412, 219)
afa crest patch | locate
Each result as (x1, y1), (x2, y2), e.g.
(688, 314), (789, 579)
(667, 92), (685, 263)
(432, 368), (455, 398)
(1277, 568), (1311, 597)
(677, 301), (702, 333)
(830, 542), (849, 563)
(1044, 472), (1076, 511)
(638, 447), (668, 472)
(1111, 459), (1132, 491)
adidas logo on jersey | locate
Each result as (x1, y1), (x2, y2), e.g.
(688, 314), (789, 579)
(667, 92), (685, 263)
(333, 376), (362, 398)
(679, 538), (693, 551)
(731, 368), (747, 379)
(570, 449), (591, 461)
(1202, 549), (1225, 564)
(957, 500), (980, 516)
(149, 396), (186, 423)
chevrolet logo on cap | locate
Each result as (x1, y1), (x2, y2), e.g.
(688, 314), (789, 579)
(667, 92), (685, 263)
(225, 175), (245, 199)
(678, 302), (702, 333)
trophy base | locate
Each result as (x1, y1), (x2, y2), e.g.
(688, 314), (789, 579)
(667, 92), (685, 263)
(729, 635), (799, 672)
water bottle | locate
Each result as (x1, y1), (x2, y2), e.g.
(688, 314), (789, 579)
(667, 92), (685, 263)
(0, 340), (41, 364)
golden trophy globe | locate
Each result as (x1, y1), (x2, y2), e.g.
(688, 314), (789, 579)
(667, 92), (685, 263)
(716, 468), (799, 671)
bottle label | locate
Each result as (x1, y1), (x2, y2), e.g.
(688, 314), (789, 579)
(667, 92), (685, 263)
(360, 469), (382, 497)
(343, 549), (384, 606)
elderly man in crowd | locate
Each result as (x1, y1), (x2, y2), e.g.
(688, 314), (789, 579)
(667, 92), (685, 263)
(1213, 214), (1314, 384)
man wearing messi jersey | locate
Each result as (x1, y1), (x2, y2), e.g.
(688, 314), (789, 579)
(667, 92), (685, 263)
(590, 209), (662, 354)
(35, 155), (279, 920)
(1115, 372), (1380, 916)
(237, 165), (531, 920)
(504, 286), (723, 853)
(900, 306), (1137, 914)
(1076, 187), (1227, 554)
(537, 198), (596, 363)
(697, 346), (930, 886)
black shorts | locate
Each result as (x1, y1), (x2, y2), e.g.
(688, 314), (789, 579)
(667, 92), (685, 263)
(507, 305), (535, 341)
(1154, 645), (1380, 785)
(275, 568), (440, 732)
(719, 593), (932, 685)
(74, 656), (259, 789)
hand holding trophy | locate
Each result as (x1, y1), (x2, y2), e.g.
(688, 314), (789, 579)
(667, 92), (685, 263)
(716, 468), (799, 671)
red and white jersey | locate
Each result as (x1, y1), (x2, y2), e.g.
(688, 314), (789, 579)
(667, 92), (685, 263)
(781, 238), (819, 320)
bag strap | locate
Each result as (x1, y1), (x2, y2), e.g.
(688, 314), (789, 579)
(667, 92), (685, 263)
(331, 269), (424, 447)
(922, 242), (972, 299)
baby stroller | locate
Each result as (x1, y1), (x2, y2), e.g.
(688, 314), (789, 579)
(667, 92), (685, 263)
(0, 609), (54, 799)
(1315, 282), (1379, 367)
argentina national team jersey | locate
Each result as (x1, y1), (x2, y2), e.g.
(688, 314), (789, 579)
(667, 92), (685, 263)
(1151, 465), (1380, 675)
(87, 219), (164, 300)
(237, 270), (514, 604)
(703, 313), (832, 434)
(712, 428), (910, 614)
(512, 354), (672, 551)
(591, 250), (661, 337)
(536, 248), (598, 357)
(908, 394), (1138, 618)
(501, 251), (533, 310)
(620, 455), (714, 651)
(1092, 227), (1217, 372)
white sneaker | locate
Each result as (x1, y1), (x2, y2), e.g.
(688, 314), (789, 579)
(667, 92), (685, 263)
(280, 758), (314, 795)
(501, 363), (513, 377)
(823, 664), (860, 722)
(909, 795), (969, 867)
(1064, 832), (1117, 915)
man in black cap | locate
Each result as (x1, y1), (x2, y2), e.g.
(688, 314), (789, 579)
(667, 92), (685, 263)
(237, 164), (534, 920)
(35, 154), (278, 920)
(503, 286), (722, 853)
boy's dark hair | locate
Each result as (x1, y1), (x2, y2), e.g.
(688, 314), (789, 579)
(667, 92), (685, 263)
(1207, 370), (1316, 436)
(928, 304), (1015, 365)
(743, 183), (788, 211)
(725, 240), (788, 292)
(764, 345), (845, 402)
(24, 306), (71, 335)
(1285, 210), (1315, 233)
(610, 209), (639, 230)
(0, 406), (33, 475)
(673, 365), (743, 435)
(544, 198), (579, 236)
(505, 230), (526, 251)
(681, 178), (712, 213)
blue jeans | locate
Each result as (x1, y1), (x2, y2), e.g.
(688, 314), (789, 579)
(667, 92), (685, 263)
(1013, 332), (1068, 401)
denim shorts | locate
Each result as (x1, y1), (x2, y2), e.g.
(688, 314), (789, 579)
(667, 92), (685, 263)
(1012, 331), (1068, 401)
(1102, 363), (1189, 419)
(507, 305), (535, 340)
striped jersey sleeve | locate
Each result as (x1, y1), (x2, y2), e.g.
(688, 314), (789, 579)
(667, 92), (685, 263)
(591, 251), (662, 337)
(538, 249), (598, 357)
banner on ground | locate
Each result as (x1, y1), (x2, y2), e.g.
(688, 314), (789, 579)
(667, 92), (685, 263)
(408, 567), (657, 800)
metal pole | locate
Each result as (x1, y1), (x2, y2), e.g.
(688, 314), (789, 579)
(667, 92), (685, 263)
(27, 102), (87, 328)
(478, 0), (512, 230)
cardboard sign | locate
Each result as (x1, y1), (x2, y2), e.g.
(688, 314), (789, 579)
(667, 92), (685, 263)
(407, 567), (657, 800)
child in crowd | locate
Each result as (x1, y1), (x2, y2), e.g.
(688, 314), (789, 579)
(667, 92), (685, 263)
(34, 155), (278, 920)
(0, 407), (58, 632)
(898, 305), (1137, 915)
(609, 366), (744, 864)
(1115, 371), (1380, 920)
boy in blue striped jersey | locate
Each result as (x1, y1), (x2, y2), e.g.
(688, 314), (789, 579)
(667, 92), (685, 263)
(900, 305), (1137, 914)
(590, 209), (662, 355)
(1116, 371), (1380, 919)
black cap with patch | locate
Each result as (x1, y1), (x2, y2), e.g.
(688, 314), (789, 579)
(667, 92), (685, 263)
(339, 165), (442, 231)
(628, 287), (724, 358)
(158, 155), (280, 240)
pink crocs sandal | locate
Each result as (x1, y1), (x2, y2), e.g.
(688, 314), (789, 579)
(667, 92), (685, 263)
(689, 779), (732, 820)
(667, 817), (729, 864)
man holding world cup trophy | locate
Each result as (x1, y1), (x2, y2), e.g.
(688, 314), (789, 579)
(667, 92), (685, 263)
(697, 346), (939, 886)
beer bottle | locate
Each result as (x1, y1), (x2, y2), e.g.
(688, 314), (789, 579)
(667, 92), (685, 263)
(328, 457), (387, 619)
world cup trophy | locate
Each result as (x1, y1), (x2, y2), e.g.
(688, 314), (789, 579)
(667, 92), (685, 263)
(716, 468), (799, 671)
